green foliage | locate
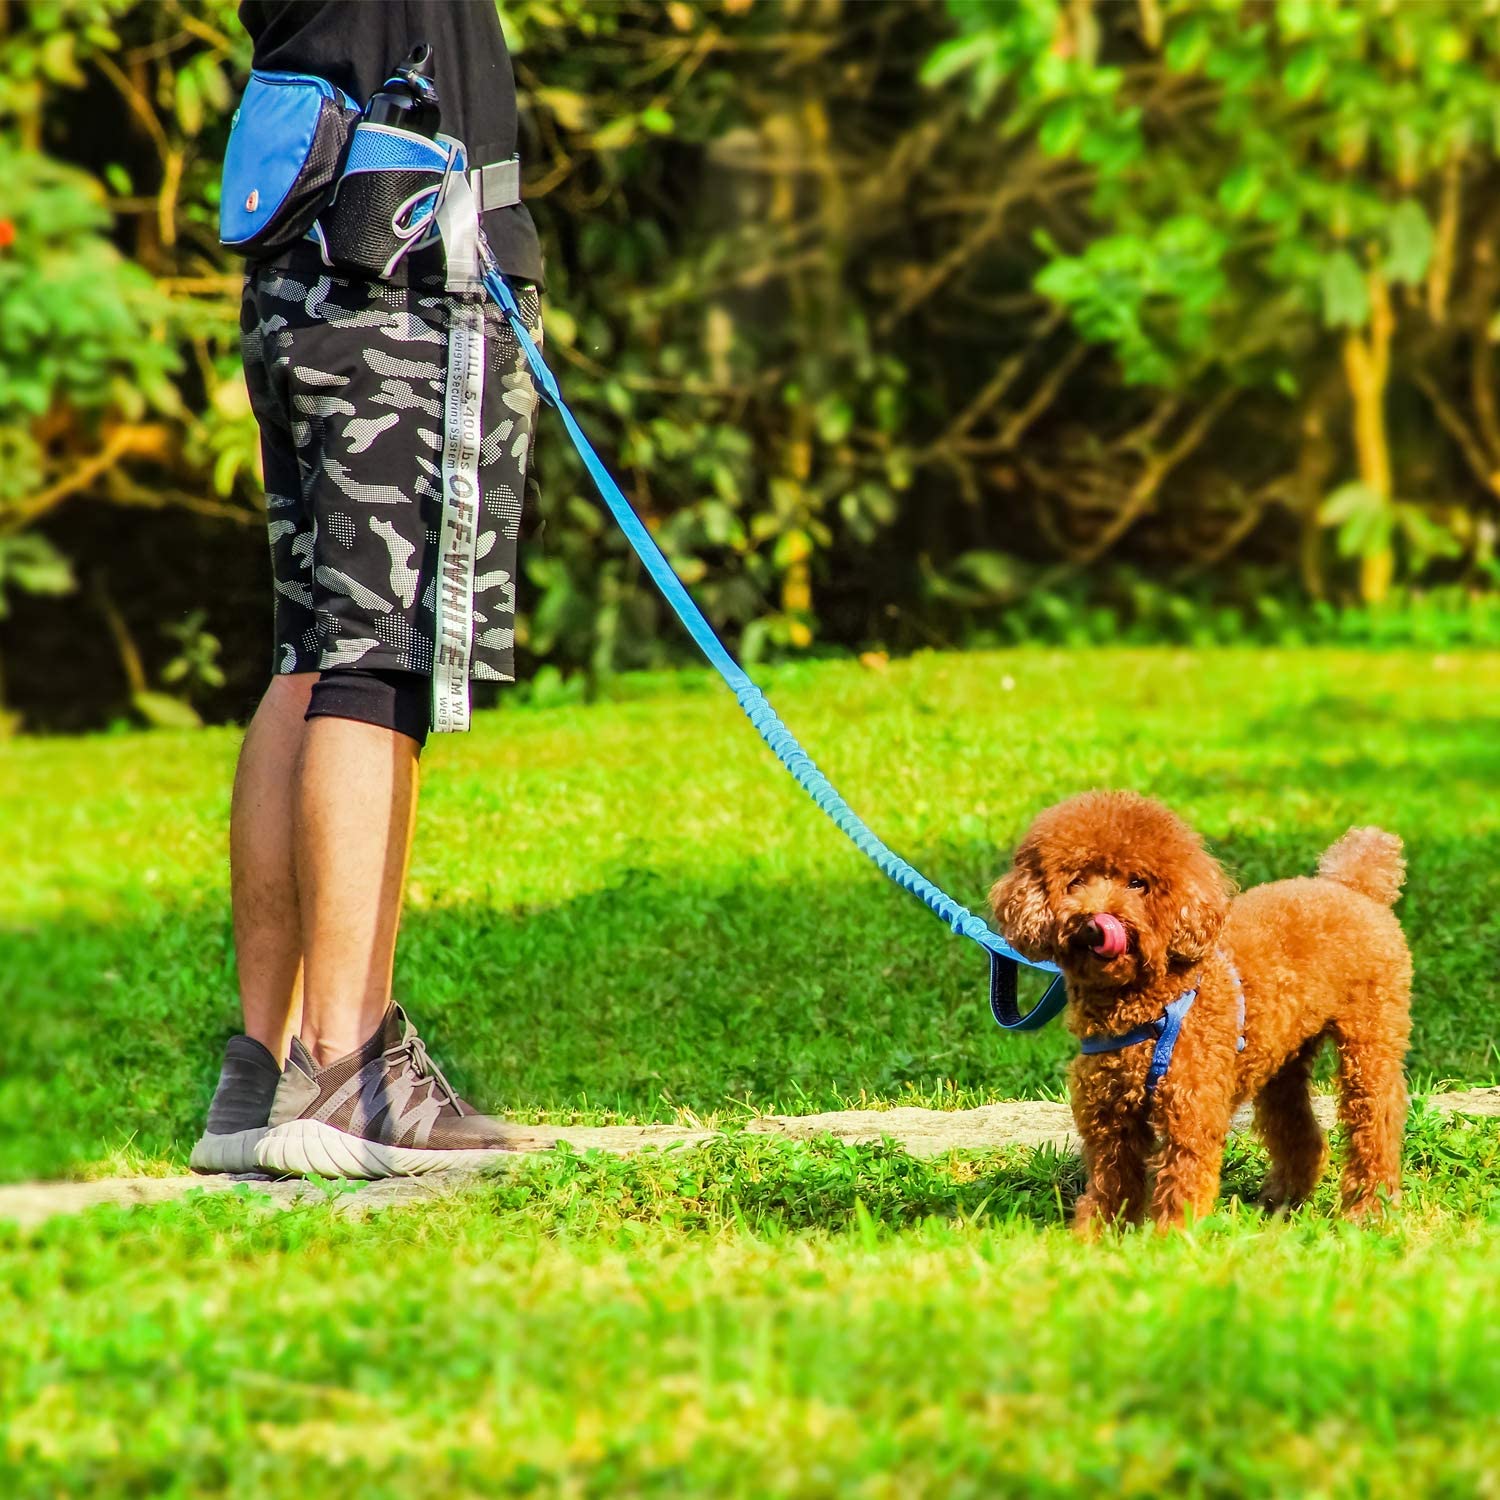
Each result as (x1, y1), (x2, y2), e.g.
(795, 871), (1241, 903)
(1033, 217), (1229, 387)
(0, 535), (72, 620)
(159, 608), (225, 698)
(3, 0), (1499, 728)
(926, 0), (1500, 596)
(932, 0), (1486, 368)
(950, 571), (1500, 650)
(127, 688), (203, 731)
(0, 145), (179, 482)
(1319, 484), (1466, 575)
(0, 0), (250, 696)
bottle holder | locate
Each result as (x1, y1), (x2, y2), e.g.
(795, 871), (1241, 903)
(314, 122), (459, 281)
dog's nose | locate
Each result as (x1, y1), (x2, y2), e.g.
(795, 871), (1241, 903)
(1083, 912), (1128, 957)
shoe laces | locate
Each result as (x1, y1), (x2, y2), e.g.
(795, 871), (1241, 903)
(385, 1027), (461, 1111)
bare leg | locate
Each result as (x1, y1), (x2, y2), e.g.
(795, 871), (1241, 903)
(294, 714), (421, 1066)
(230, 673), (316, 1061)
(1254, 1034), (1328, 1210)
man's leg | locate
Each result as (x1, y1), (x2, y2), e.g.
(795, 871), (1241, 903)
(293, 713), (420, 1066)
(230, 672), (316, 1061)
(200, 265), (547, 1178)
(190, 671), (315, 1172)
(253, 678), (549, 1179)
(232, 675), (424, 1065)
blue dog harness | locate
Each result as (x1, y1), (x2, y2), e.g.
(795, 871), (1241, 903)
(220, 70), (1069, 1030)
(1079, 952), (1247, 1096)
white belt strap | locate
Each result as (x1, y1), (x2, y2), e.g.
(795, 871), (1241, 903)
(428, 144), (520, 730)
(432, 299), (486, 733)
(433, 135), (482, 293)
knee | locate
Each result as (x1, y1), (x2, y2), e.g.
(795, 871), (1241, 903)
(268, 671), (317, 704)
(305, 667), (429, 747)
(259, 671), (317, 722)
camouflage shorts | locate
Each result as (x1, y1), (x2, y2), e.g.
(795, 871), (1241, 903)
(240, 258), (542, 687)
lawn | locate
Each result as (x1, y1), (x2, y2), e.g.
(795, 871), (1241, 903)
(2, 647), (1495, 1182)
(2, 647), (1498, 1495)
(3, 1118), (1499, 1496)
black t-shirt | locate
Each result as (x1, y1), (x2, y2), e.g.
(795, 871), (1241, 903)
(238, 0), (543, 285)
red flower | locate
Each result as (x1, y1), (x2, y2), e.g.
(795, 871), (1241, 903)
(0, 219), (15, 250)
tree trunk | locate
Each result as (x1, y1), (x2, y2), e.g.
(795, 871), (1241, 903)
(1341, 270), (1395, 603)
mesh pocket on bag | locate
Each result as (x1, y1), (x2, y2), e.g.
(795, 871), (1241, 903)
(315, 122), (453, 281)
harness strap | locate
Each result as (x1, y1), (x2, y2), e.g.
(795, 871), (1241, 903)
(1147, 990), (1197, 1093)
(477, 259), (1066, 1030)
(1080, 988), (1198, 1097)
(1077, 947), (1249, 1095)
(1079, 1015), (1168, 1058)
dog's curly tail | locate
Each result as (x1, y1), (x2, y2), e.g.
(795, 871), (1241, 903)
(1317, 827), (1406, 906)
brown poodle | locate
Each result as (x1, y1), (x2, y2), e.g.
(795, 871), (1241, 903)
(991, 791), (1412, 1233)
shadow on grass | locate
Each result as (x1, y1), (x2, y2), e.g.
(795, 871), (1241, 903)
(1183, 707), (1500, 807)
(484, 1133), (1089, 1233)
(2, 824), (1495, 1183)
(0, 859), (1071, 1183)
(477, 1108), (1496, 1239)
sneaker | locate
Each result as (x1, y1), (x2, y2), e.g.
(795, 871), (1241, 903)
(254, 1004), (549, 1179)
(189, 1035), (283, 1174)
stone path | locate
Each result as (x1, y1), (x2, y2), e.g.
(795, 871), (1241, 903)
(2, 1088), (1495, 1232)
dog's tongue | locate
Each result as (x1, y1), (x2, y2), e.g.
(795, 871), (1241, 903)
(1089, 912), (1128, 958)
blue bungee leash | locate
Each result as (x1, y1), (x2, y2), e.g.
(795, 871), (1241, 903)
(481, 265), (1066, 1031)
(215, 53), (1064, 1029)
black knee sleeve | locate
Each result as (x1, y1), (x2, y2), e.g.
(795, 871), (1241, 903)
(305, 667), (430, 747)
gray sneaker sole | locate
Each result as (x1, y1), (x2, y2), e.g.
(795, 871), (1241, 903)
(253, 1119), (542, 1180)
(189, 1126), (271, 1175)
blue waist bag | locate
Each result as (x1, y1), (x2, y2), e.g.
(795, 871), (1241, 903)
(219, 71), (359, 254)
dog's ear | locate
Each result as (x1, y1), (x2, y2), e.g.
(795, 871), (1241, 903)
(1167, 848), (1233, 962)
(990, 849), (1056, 962)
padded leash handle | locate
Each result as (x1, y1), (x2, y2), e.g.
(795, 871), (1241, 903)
(482, 267), (1065, 1032)
(990, 954), (1069, 1033)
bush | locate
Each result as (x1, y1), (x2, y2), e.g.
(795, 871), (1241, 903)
(2, 1), (1497, 731)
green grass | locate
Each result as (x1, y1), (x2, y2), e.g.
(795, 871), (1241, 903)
(1, 647), (1497, 1181)
(3, 1109), (1498, 1496)
(2, 647), (1499, 1495)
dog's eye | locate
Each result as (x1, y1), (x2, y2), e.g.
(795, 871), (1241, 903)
(1128, 876), (1149, 891)
(1067, 876), (1085, 890)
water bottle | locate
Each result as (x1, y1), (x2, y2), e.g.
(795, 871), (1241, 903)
(364, 44), (442, 137)
(317, 43), (449, 280)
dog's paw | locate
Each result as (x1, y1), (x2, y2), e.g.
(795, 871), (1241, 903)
(1341, 1185), (1400, 1220)
(1256, 1181), (1290, 1213)
(1256, 1168), (1319, 1214)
